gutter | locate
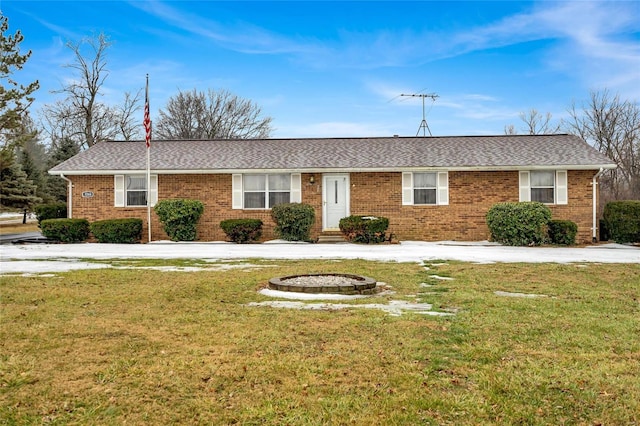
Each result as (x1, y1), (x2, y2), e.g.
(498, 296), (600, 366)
(49, 164), (618, 176)
(60, 174), (73, 218)
(592, 168), (606, 243)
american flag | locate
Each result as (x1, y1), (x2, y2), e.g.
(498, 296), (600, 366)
(144, 77), (151, 148)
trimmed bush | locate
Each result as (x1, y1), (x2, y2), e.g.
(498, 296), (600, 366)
(548, 219), (578, 245)
(603, 201), (640, 243)
(339, 215), (390, 244)
(486, 202), (552, 246)
(41, 218), (89, 243)
(90, 218), (143, 243)
(34, 203), (67, 227)
(154, 199), (204, 241)
(271, 203), (315, 241)
(220, 219), (263, 243)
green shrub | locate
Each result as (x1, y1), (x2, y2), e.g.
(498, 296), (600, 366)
(486, 202), (552, 246)
(34, 203), (67, 227)
(603, 201), (640, 244)
(154, 199), (204, 241)
(41, 218), (89, 243)
(547, 219), (578, 245)
(90, 218), (143, 243)
(220, 219), (263, 243)
(339, 215), (390, 244)
(270, 203), (315, 241)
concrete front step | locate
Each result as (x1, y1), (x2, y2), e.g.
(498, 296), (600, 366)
(317, 232), (346, 243)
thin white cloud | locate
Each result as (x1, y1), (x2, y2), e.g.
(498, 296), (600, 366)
(129, 0), (326, 56)
(20, 13), (81, 40)
(448, 1), (640, 96)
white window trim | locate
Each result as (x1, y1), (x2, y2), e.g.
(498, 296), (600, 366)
(519, 170), (567, 205)
(232, 173), (301, 210)
(114, 174), (157, 207)
(402, 171), (448, 206)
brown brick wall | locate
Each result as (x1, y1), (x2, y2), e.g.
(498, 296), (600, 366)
(68, 170), (599, 243)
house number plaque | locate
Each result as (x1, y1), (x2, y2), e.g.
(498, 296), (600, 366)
(82, 191), (94, 198)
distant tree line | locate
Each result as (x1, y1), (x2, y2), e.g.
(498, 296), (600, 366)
(505, 91), (640, 203)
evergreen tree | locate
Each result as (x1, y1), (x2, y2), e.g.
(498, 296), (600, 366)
(1, 15), (39, 148)
(45, 138), (80, 202)
(19, 147), (48, 202)
(0, 149), (41, 209)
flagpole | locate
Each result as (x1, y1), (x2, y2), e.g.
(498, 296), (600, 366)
(147, 139), (151, 243)
(144, 74), (152, 243)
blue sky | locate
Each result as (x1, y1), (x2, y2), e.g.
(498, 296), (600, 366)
(5, 0), (640, 138)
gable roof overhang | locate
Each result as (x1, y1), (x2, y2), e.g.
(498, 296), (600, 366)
(48, 134), (617, 176)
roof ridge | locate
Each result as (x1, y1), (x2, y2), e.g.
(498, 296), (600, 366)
(102, 133), (575, 143)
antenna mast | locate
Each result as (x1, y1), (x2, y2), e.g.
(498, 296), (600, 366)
(400, 93), (439, 136)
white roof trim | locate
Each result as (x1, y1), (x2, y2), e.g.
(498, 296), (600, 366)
(49, 163), (617, 176)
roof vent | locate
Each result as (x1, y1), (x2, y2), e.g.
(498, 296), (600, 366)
(393, 134), (399, 138)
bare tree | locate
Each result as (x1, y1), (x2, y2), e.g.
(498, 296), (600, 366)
(504, 108), (562, 135)
(565, 90), (640, 200)
(155, 89), (273, 140)
(41, 33), (142, 149)
(113, 90), (142, 140)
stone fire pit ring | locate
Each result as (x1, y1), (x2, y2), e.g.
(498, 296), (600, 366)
(268, 273), (377, 295)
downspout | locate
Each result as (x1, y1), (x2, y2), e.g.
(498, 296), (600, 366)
(592, 168), (605, 243)
(60, 174), (73, 218)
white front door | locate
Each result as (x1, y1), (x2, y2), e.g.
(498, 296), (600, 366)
(323, 174), (349, 230)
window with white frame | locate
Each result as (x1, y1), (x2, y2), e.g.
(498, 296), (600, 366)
(413, 172), (437, 204)
(519, 170), (567, 205)
(126, 175), (147, 206)
(232, 173), (301, 209)
(530, 171), (555, 203)
(402, 171), (449, 206)
(114, 175), (158, 207)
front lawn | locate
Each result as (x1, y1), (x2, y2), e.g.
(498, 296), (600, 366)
(1, 260), (638, 424)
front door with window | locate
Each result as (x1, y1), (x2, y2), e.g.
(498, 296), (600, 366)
(323, 174), (349, 230)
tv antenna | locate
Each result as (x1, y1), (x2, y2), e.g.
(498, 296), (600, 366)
(400, 92), (439, 136)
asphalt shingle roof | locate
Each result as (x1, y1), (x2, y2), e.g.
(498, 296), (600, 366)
(49, 134), (616, 174)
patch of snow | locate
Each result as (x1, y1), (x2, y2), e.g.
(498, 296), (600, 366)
(494, 291), (547, 298)
(246, 299), (453, 317)
(427, 275), (454, 281)
(435, 240), (502, 246)
(258, 288), (370, 300)
(586, 243), (638, 249)
(263, 239), (310, 244)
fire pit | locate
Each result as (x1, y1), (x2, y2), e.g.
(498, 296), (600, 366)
(268, 273), (377, 295)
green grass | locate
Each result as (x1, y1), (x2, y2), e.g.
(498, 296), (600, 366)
(1, 260), (639, 425)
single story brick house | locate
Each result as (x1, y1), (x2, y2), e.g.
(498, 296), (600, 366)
(49, 134), (615, 243)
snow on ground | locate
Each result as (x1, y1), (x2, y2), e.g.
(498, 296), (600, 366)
(246, 300), (453, 317)
(0, 240), (638, 275)
(2, 240), (636, 316)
